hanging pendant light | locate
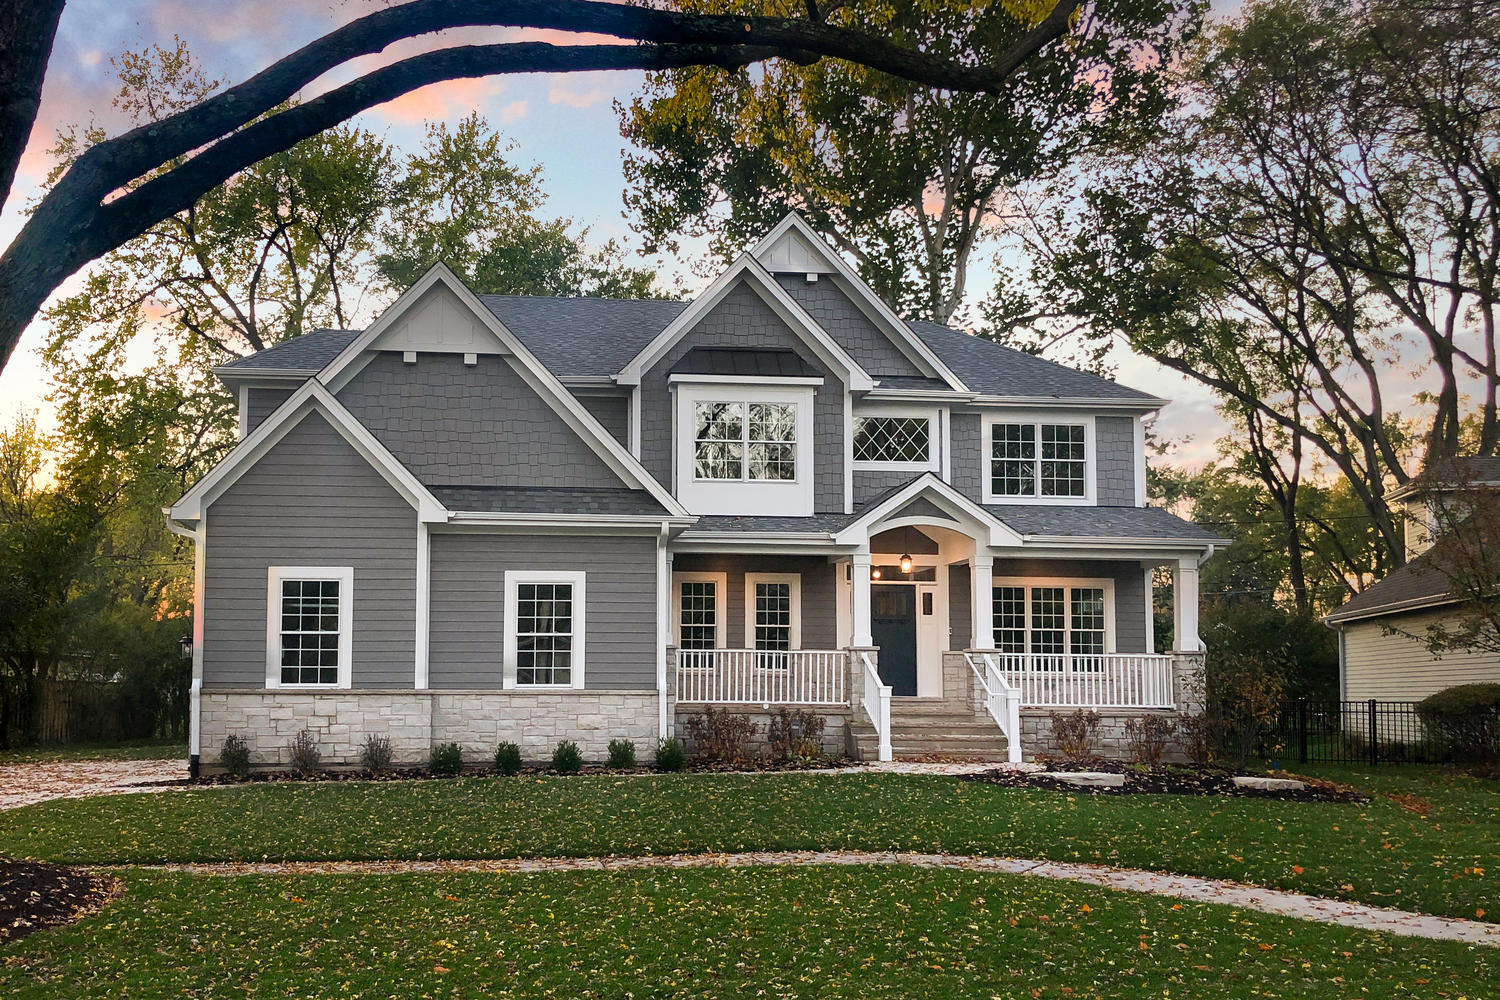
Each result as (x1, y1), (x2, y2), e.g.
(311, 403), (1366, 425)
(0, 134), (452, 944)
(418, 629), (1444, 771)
(898, 526), (914, 576)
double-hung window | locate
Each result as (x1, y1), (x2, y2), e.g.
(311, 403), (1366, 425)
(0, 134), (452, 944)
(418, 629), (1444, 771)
(504, 571), (586, 689)
(693, 401), (796, 481)
(991, 579), (1111, 666)
(267, 567), (353, 689)
(986, 417), (1091, 501)
(673, 572), (726, 665)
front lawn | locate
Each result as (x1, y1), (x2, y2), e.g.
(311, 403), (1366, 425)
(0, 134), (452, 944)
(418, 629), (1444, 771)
(1, 768), (1494, 921)
(1, 865), (1492, 998)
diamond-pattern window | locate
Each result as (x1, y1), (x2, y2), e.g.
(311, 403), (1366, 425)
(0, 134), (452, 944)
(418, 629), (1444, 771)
(853, 416), (930, 463)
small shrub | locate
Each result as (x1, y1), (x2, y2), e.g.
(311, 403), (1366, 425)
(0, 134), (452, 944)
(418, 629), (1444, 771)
(1418, 683), (1500, 761)
(219, 733), (251, 778)
(430, 741), (464, 776)
(288, 729), (322, 776)
(1178, 713), (1220, 767)
(606, 738), (636, 769)
(552, 739), (583, 773)
(768, 707), (826, 762)
(359, 734), (394, 773)
(1049, 709), (1101, 763)
(654, 736), (686, 772)
(683, 707), (760, 764)
(1123, 714), (1177, 767)
(493, 741), (523, 775)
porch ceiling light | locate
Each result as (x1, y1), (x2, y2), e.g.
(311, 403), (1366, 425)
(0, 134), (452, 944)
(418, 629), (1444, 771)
(898, 526), (915, 575)
(871, 566), (882, 580)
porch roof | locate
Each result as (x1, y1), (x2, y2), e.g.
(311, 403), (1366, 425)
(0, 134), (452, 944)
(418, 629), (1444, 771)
(430, 485), (671, 516)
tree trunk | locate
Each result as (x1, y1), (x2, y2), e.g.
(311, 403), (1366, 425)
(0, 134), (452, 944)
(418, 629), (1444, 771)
(0, 1), (65, 213)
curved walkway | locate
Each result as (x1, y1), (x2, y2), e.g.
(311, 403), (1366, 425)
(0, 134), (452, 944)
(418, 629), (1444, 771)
(138, 849), (1500, 948)
(0, 759), (187, 811)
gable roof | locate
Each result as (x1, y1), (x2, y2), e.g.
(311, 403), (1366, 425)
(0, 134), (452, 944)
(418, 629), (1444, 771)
(479, 295), (688, 378)
(214, 329), (359, 378)
(669, 347), (819, 379)
(1387, 455), (1500, 503)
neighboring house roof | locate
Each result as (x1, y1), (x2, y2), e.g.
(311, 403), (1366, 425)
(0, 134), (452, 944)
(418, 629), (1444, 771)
(1387, 455), (1500, 503)
(669, 347), (820, 379)
(981, 504), (1224, 542)
(430, 486), (670, 516)
(1325, 552), (1457, 625)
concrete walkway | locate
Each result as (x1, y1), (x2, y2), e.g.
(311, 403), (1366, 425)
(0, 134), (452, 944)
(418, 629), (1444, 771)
(0, 758), (187, 811)
(138, 849), (1499, 947)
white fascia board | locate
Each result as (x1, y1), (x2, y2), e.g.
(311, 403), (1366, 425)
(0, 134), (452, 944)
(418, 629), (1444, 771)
(864, 388), (978, 403)
(831, 472), (1022, 548)
(970, 394), (1171, 411)
(1016, 534), (1229, 551)
(319, 263), (688, 518)
(666, 373), (825, 388)
(1323, 593), (1460, 626)
(168, 380), (447, 524)
(751, 212), (968, 392)
(615, 253), (874, 392)
(442, 512), (696, 530)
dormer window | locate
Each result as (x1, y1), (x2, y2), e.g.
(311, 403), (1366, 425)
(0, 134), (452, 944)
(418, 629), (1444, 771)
(693, 401), (796, 482)
(983, 414), (1095, 504)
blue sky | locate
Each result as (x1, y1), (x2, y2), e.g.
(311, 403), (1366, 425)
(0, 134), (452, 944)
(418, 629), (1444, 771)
(0, 0), (1226, 464)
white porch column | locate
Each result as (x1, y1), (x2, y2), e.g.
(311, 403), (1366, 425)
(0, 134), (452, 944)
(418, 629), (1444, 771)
(852, 546), (873, 647)
(1173, 555), (1201, 652)
(971, 553), (994, 649)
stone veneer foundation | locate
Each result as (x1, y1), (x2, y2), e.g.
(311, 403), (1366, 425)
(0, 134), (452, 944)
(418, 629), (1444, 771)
(200, 689), (659, 769)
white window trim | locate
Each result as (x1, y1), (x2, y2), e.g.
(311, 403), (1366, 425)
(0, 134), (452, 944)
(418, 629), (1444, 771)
(981, 411), (1097, 505)
(991, 576), (1116, 654)
(851, 404), (940, 472)
(671, 571), (728, 649)
(503, 570), (587, 690)
(674, 383), (815, 516)
(744, 572), (802, 650)
(266, 566), (354, 690)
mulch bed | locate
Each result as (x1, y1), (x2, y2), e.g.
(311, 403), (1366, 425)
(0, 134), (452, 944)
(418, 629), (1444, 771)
(151, 757), (862, 787)
(0, 859), (119, 946)
(964, 760), (1369, 803)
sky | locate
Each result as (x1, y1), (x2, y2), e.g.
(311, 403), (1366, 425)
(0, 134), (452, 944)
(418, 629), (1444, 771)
(0, 0), (1227, 465)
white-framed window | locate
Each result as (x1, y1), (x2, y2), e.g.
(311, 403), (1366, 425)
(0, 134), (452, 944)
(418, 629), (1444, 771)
(745, 573), (802, 651)
(266, 566), (353, 689)
(982, 413), (1095, 504)
(693, 400), (797, 481)
(674, 384), (815, 516)
(991, 577), (1114, 662)
(851, 408), (938, 469)
(503, 570), (586, 689)
(672, 571), (727, 650)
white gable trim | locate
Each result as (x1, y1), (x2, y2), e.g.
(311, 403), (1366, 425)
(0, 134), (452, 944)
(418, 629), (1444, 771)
(169, 380), (446, 524)
(832, 473), (1021, 548)
(751, 213), (968, 392)
(615, 254), (875, 392)
(317, 263), (688, 517)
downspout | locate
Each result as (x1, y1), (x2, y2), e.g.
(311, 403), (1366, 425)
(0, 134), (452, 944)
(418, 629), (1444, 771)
(165, 510), (205, 779)
(656, 524), (672, 739)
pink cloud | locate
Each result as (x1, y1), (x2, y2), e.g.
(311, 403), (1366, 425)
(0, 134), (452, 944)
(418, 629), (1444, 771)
(497, 99), (528, 124)
(372, 77), (506, 124)
(548, 85), (610, 109)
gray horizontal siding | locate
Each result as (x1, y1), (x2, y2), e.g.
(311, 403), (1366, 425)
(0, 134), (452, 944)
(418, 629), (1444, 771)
(640, 280), (846, 512)
(575, 392), (630, 446)
(245, 386), (297, 434)
(428, 532), (659, 690)
(337, 351), (626, 489)
(671, 553), (837, 649)
(203, 411), (418, 689)
(1096, 415), (1138, 505)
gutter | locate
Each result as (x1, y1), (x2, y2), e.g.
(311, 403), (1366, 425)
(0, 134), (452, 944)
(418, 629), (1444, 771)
(1323, 592), (1462, 626)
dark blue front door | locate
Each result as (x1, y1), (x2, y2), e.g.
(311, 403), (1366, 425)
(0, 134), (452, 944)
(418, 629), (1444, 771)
(870, 585), (917, 696)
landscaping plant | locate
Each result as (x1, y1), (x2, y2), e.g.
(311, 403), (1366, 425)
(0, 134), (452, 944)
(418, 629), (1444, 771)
(552, 740), (583, 773)
(429, 742), (464, 776)
(1049, 710), (1101, 763)
(654, 736), (686, 772)
(683, 707), (759, 764)
(1123, 715), (1177, 767)
(768, 708), (825, 762)
(493, 741), (522, 776)
(606, 739), (636, 770)
(358, 735), (393, 773)
(218, 734), (251, 779)
(287, 730), (322, 776)
(1417, 683), (1500, 761)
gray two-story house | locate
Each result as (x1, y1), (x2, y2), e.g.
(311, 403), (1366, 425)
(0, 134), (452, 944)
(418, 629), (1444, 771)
(168, 213), (1223, 770)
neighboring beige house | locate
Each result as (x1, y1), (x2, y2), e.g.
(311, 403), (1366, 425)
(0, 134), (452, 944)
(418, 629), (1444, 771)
(1325, 457), (1500, 701)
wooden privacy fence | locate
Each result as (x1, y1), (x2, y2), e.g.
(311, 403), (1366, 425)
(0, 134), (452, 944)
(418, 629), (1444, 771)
(3, 679), (128, 746)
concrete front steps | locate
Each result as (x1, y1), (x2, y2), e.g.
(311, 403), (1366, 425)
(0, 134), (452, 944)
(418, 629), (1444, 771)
(850, 700), (1013, 761)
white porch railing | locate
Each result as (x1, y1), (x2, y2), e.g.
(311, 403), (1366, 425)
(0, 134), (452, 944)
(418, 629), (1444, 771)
(674, 649), (847, 705)
(993, 652), (1176, 709)
(965, 653), (1023, 763)
(858, 650), (892, 762)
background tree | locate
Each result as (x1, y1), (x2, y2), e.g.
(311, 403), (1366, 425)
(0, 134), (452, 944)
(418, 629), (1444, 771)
(620, 0), (1200, 326)
(1397, 473), (1500, 658)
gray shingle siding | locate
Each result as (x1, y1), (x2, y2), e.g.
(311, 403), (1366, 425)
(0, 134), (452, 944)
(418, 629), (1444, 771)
(853, 469), (920, 506)
(773, 275), (924, 378)
(671, 553), (837, 648)
(950, 412), (984, 502)
(991, 558), (1151, 654)
(336, 351), (626, 490)
(245, 386), (297, 434)
(1096, 416), (1138, 505)
(640, 280), (846, 512)
(428, 532), (659, 690)
(202, 411), (417, 689)
(574, 392), (630, 446)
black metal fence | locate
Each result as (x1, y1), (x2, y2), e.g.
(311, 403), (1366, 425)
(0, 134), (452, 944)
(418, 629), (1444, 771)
(1275, 699), (1447, 765)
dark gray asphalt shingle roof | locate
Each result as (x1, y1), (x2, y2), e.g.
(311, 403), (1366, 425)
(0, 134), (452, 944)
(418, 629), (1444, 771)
(479, 295), (688, 378)
(670, 347), (818, 378)
(983, 504), (1223, 541)
(905, 321), (1159, 401)
(216, 329), (359, 374)
(431, 486), (669, 516)
(1325, 557), (1454, 623)
(686, 513), (861, 534)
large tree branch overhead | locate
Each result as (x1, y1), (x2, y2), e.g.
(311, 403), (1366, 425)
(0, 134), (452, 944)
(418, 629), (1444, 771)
(0, 0), (1082, 371)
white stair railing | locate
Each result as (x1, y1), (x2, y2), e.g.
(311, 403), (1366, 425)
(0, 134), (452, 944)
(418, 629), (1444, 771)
(858, 650), (892, 762)
(966, 653), (1023, 764)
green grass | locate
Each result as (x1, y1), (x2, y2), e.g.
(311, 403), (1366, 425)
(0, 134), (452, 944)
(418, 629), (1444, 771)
(0, 738), (185, 764)
(1, 767), (1495, 920)
(2, 866), (1493, 998)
